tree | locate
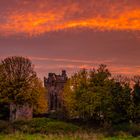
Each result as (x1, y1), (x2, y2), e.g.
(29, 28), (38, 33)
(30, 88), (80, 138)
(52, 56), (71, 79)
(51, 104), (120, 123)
(0, 56), (36, 104)
(33, 78), (48, 115)
(88, 64), (112, 123)
(63, 69), (88, 118)
(132, 75), (140, 121)
(63, 65), (113, 123)
(110, 81), (131, 123)
(0, 56), (47, 120)
(63, 64), (134, 125)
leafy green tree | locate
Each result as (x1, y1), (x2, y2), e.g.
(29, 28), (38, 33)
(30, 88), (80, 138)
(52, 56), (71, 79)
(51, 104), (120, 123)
(0, 56), (37, 105)
(63, 65), (113, 123)
(63, 64), (133, 125)
(33, 78), (48, 114)
(88, 64), (112, 123)
(110, 81), (131, 123)
(63, 69), (88, 118)
(0, 56), (47, 120)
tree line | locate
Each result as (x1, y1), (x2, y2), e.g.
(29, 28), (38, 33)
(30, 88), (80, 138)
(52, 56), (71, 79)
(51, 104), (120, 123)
(62, 64), (140, 124)
(0, 56), (139, 124)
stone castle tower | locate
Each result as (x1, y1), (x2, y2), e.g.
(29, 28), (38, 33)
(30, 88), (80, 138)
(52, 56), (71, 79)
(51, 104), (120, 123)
(44, 70), (68, 112)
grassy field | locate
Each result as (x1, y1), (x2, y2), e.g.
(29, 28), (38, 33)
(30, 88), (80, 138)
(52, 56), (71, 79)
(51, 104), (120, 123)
(0, 132), (140, 140)
(0, 118), (140, 140)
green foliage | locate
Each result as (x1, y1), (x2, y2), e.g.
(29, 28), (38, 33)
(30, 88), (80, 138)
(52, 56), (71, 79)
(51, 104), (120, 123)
(0, 55), (139, 126)
(0, 56), (47, 118)
(0, 118), (140, 138)
(112, 123), (140, 137)
(0, 56), (37, 105)
(0, 118), (80, 134)
(0, 120), (140, 139)
(133, 76), (140, 119)
(109, 82), (132, 123)
(63, 65), (112, 122)
(0, 120), (13, 134)
(32, 79), (48, 114)
(63, 64), (140, 124)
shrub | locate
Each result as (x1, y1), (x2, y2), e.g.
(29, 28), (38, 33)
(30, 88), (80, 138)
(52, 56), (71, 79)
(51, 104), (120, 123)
(112, 123), (140, 137)
(12, 118), (80, 134)
(0, 120), (12, 133)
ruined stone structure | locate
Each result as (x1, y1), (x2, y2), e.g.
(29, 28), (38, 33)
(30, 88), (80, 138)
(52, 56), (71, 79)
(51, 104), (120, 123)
(44, 70), (68, 112)
(10, 103), (33, 121)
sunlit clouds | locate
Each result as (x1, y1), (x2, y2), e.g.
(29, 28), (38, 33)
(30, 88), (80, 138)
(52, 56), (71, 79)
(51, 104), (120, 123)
(0, 0), (140, 36)
(0, 0), (140, 78)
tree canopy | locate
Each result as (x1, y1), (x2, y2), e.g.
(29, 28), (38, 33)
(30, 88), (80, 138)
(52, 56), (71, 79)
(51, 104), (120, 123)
(0, 56), (47, 113)
(63, 64), (140, 124)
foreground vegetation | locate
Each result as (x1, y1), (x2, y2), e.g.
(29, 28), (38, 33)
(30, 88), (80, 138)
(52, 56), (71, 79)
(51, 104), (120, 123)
(0, 132), (140, 140)
(0, 56), (140, 139)
(0, 118), (79, 134)
(63, 64), (140, 124)
(0, 118), (140, 139)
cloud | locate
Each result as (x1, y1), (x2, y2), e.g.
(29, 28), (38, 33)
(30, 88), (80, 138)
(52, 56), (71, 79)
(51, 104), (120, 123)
(1, 55), (139, 77)
(29, 56), (114, 64)
(0, 0), (140, 36)
(35, 63), (140, 77)
(110, 66), (140, 75)
(30, 56), (140, 76)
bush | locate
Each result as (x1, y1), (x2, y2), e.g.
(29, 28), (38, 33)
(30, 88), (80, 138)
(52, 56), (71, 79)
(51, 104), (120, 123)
(0, 118), (140, 137)
(12, 118), (80, 134)
(112, 123), (140, 137)
(130, 124), (140, 137)
(0, 120), (12, 133)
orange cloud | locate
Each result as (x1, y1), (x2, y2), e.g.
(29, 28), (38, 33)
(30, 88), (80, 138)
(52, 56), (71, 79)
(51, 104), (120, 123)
(0, 1), (140, 36)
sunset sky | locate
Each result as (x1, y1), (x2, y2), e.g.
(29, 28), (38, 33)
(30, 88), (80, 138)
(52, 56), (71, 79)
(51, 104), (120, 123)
(0, 0), (140, 79)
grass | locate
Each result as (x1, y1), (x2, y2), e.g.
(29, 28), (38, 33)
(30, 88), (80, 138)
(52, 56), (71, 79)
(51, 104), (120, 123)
(0, 132), (140, 140)
(0, 118), (80, 134)
(0, 132), (96, 140)
(0, 118), (140, 139)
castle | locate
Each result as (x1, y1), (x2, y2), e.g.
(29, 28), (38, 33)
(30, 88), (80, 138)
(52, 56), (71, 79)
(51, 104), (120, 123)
(44, 70), (68, 112)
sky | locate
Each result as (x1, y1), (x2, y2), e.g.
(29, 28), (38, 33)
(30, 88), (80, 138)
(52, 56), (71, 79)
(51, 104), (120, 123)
(0, 0), (140, 79)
